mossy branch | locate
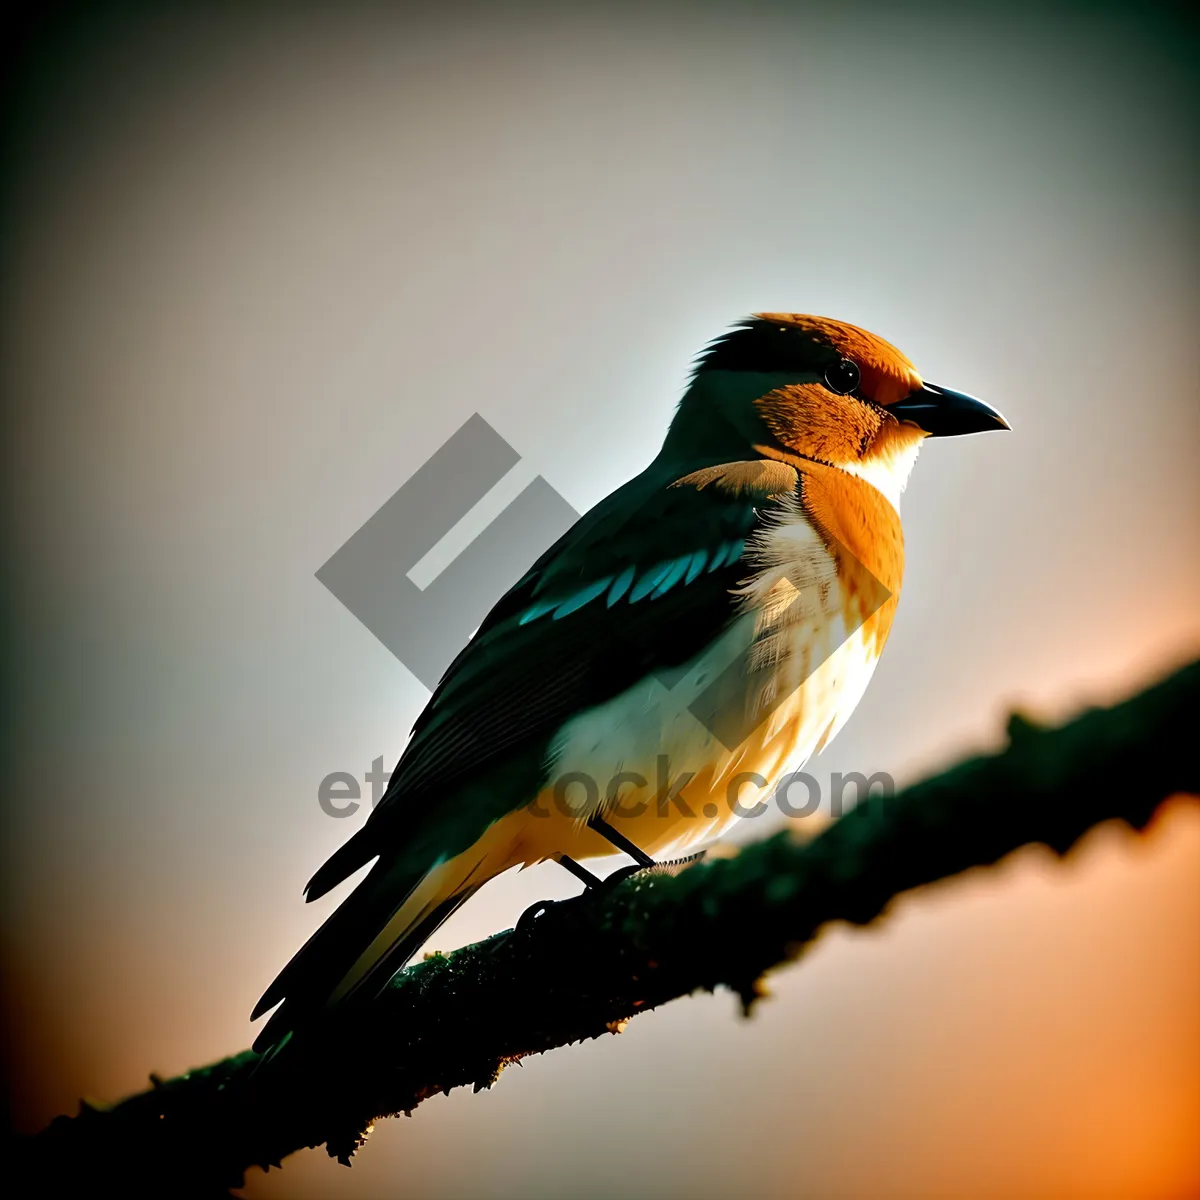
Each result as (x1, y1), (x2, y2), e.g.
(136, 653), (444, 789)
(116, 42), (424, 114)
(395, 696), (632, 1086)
(15, 657), (1200, 1197)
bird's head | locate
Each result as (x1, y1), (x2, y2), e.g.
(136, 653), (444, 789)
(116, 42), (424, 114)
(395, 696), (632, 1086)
(664, 313), (1009, 508)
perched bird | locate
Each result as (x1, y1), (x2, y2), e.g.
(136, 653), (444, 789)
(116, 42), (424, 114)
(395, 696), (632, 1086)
(252, 312), (1008, 1054)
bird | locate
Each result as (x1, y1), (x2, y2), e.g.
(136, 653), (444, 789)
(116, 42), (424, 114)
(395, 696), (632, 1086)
(251, 312), (1008, 1055)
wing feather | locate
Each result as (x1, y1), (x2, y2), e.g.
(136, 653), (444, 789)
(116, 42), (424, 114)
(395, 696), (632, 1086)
(303, 459), (798, 901)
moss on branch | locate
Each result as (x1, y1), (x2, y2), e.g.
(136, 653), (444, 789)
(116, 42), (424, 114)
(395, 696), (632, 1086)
(14, 658), (1200, 1197)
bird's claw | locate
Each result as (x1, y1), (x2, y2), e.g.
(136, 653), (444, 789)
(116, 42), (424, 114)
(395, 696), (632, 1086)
(520, 848), (709, 931)
(597, 849), (709, 893)
(644, 848), (708, 876)
(596, 863), (646, 891)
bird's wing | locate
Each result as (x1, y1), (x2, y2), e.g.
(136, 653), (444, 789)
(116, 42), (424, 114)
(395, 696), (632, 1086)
(303, 457), (800, 899)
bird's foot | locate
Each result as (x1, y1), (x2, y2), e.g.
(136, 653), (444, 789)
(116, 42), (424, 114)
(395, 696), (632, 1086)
(598, 848), (708, 890)
(516, 855), (600, 930)
(516, 897), (558, 931)
(640, 848), (709, 877)
(516, 849), (707, 930)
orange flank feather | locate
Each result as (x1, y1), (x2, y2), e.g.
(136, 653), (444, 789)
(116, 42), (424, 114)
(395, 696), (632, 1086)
(796, 458), (905, 657)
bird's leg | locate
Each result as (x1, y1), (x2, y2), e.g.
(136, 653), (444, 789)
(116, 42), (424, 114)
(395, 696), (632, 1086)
(516, 855), (602, 930)
(561, 815), (708, 890)
(519, 815), (689, 930)
(556, 854), (603, 888)
(580, 813), (658, 890)
(577, 814), (712, 887)
(547, 815), (654, 892)
(518, 821), (653, 929)
(586, 813), (656, 868)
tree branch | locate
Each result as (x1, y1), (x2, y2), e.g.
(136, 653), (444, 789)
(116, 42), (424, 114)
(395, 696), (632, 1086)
(15, 657), (1200, 1196)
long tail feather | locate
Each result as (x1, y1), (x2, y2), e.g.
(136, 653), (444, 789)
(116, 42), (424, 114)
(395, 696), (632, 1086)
(252, 835), (501, 1057)
(303, 824), (380, 902)
(251, 857), (421, 1054)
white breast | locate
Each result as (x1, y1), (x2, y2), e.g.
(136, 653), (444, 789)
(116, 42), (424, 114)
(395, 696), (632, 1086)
(545, 501), (882, 856)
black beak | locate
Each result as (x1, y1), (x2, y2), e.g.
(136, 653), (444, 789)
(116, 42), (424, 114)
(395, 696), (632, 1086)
(889, 382), (1010, 437)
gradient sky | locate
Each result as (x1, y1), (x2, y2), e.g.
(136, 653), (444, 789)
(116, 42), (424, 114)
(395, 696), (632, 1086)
(3, 3), (1198, 1197)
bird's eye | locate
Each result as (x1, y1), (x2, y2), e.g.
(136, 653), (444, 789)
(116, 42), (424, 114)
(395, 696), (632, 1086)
(823, 358), (861, 395)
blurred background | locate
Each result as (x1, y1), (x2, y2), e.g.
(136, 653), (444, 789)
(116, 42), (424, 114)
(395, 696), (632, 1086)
(2, 2), (1198, 1197)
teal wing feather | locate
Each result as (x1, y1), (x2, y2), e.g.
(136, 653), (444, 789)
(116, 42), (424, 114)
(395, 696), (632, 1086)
(301, 460), (782, 903)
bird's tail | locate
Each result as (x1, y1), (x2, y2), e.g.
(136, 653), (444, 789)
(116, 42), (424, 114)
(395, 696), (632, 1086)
(251, 838), (493, 1059)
